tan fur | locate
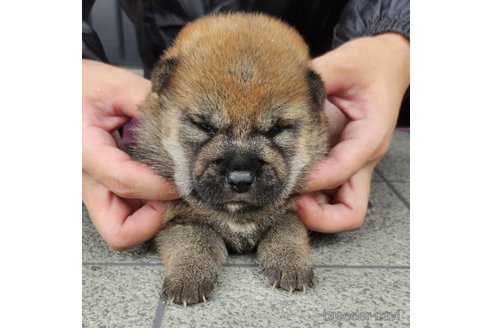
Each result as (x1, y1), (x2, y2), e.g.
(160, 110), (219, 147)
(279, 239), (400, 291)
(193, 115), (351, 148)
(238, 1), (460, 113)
(131, 13), (329, 305)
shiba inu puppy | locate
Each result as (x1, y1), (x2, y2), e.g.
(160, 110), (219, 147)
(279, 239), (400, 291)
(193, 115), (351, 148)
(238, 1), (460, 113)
(132, 13), (329, 305)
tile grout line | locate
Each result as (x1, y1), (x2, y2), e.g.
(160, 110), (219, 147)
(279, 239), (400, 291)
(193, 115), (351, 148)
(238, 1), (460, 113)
(374, 167), (410, 210)
(151, 293), (166, 328)
(373, 179), (409, 183)
(314, 264), (409, 269)
(82, 261), (408, 269)
(83, 261), (162, 266)
(224, 263), (257, 267)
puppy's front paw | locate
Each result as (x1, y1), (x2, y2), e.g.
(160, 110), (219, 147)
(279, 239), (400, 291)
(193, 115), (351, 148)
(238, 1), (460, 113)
(262, 263), (314, 293)
(163, 274), (216, 306)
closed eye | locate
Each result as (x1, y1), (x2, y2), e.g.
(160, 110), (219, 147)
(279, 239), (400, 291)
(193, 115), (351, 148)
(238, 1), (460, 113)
(189, 118), (218, 136)
(265, 123), (294, 138)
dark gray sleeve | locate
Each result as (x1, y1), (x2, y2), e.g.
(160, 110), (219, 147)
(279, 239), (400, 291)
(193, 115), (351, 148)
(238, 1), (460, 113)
(82, 0), (109, 62)
(332, 0), (409, 48)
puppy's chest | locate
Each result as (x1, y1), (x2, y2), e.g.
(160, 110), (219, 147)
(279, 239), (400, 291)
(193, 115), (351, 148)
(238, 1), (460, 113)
(219, 221), (263, 253)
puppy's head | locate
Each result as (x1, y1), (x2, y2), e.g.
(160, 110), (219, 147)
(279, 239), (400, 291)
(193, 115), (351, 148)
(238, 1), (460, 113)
(136, 13), (328, 215)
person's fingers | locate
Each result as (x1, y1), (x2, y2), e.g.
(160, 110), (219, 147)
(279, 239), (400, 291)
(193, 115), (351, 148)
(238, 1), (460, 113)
(321, 99), (349, 145)
(296, 165), (373, 233)
(311, 52), (355, 96)
(82, 59), (151, 120)
(83, 172), (167, 251)
(110, 74), (151, 119)
(304, 118), (383, 191)
(83, 126), (179, 200)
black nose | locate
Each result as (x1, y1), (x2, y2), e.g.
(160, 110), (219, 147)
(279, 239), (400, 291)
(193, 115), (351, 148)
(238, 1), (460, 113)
(226, 171), (254, 193)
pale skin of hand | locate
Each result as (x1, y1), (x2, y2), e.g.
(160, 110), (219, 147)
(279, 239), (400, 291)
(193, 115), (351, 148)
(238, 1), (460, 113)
(82, 59), (179, 251)
(295, 33), (410, 232)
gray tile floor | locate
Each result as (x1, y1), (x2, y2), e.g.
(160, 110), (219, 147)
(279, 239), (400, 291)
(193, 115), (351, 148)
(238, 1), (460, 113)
(83, 129), (410, 327)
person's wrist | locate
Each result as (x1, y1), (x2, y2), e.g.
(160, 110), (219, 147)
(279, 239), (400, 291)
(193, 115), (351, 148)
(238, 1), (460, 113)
(372, 32), (410, 89)
(373, 32), (409, 54)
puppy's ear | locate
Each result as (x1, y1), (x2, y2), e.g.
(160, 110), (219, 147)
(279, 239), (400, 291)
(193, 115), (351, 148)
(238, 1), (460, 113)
(306, 69), (326, 108)
(151, 54), (179, 93)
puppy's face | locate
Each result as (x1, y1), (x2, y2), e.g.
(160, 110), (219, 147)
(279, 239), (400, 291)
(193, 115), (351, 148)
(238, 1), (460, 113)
(138, 14), (328, 215)
(177, 93), (324, 214)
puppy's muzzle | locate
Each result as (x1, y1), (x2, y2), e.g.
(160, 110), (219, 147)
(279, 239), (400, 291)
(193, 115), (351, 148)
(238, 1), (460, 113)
(226, 171), (254, 193)
(222, 152), (263, 194)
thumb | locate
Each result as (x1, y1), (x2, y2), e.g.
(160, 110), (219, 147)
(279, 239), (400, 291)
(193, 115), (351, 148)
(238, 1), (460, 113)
(311, 51), (353, 96)
(111, 71), (151, 119)
(83, 59), (151, 119)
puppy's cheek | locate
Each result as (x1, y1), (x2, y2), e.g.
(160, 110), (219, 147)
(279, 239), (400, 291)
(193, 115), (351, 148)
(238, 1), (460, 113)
(194, 161), (220, 184)
(266, 159), (289, 183)
(254, 166), (287, 202)
(193, 166), (226, 198)
(192, 157), (208, 178)
(192, 149), (224, 179)
(196, 165), (219, 185)
(261, 166), (281, 187)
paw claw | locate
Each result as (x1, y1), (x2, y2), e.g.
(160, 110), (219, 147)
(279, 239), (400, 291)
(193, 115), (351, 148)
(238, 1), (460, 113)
(263, 265), (314, 293)
(163, 275), (215, 306)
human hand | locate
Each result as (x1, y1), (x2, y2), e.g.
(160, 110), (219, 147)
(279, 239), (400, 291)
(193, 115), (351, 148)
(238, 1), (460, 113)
(82, 60), (179, 250)
(295, 33), (410, 232)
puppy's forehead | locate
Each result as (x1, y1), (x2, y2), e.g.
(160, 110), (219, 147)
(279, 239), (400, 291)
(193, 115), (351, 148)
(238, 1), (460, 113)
(174, 14), (309, 62)
(170, 14), (312, 123)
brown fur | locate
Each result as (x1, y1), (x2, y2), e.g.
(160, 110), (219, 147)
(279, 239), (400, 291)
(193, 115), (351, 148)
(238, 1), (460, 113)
(131, 13), (329, 305)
